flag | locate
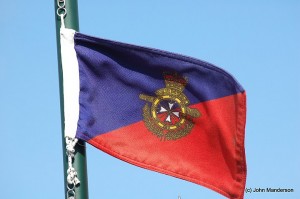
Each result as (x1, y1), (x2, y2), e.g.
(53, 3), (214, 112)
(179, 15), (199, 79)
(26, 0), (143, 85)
(60, 28), (247, 199)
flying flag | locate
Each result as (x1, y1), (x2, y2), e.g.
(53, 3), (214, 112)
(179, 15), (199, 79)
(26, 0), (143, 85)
(60, 27), (247, 199)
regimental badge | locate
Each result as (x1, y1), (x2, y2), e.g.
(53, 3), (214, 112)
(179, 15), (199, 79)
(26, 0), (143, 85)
(139, 72), (201, 140)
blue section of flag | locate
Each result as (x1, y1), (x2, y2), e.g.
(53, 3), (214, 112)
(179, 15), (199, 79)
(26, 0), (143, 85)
(74, 32), (244, 139)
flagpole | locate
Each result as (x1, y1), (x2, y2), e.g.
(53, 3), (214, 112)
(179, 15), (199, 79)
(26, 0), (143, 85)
(54, 1), (89, 199)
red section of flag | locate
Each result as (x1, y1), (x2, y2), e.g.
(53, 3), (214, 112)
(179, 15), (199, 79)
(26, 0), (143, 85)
(87, 93), (246, 199)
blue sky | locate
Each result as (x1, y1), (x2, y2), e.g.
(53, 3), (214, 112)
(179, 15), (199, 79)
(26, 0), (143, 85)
(0, 1), (299, 199)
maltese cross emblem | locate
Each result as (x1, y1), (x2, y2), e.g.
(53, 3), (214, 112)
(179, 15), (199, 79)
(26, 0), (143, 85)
(139, 72), (201, 141)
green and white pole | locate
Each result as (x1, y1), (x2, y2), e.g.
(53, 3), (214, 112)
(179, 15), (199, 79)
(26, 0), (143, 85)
(54, 0), (89, 199)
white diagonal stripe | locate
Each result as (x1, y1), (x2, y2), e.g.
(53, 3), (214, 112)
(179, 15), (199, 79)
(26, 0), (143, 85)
(172, 111), (180, 118)
(168, 102), (175, 110)
(159, 106), (168, 113)
(165, 115), (171, 122)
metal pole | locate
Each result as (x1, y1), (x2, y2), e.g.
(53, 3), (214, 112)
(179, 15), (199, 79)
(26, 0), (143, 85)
(54, 1), (89, 199)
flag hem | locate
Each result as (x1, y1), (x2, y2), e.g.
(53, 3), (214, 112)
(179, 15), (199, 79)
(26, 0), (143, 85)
(234, 91), (247, 198)
(60, 28), (80, 138)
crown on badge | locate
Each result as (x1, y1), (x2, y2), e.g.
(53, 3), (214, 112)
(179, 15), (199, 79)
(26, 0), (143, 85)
(163, 72), (187, 92)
